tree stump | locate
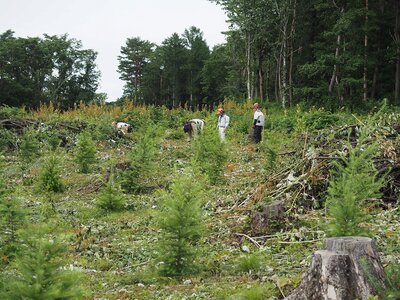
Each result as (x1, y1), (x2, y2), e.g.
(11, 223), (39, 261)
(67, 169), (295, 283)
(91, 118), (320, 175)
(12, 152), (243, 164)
(250, 200), (284, 235)
(285, 237), (386, 300)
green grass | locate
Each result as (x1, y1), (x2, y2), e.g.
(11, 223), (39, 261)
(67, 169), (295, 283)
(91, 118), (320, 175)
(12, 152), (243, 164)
(0, 103), (399, 299)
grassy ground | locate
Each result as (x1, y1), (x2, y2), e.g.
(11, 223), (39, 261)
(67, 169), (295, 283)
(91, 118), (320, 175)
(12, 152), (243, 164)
(1, 102), (399, 299)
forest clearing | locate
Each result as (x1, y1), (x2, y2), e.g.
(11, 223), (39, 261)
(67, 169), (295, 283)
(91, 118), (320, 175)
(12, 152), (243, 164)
(0, 100), (399, 299)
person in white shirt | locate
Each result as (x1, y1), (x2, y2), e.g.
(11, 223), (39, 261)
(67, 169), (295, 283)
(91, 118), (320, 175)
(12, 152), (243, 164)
(183, 119), (205, 141)
(216, 107), (230, 142)
(252, 103), (265, 143)
(111, 121), (132, 135)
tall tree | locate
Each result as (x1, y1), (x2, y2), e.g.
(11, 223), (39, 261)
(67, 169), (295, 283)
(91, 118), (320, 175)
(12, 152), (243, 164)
(182, 26), (210, 109)
(201, 44), (231, 105)
(393, 0), (400, 103)
(211, 0), (260, 100)
(159, 33), (189, 108)
(0, 31), (100, 109)
(0, 33), (52, 107)
(117, 37), (154, 104)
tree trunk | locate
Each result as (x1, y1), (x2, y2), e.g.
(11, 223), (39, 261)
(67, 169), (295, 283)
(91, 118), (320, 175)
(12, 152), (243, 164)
(258, 62), (264, 101)
(285, 237), (386, 300)
(371, 64), (378, 99)
(363, 0), (369, 102)
(246, 33), (252, 100)
(280, 15), (289, 109)
(275, 55), (280, 103)
(395, 0), (400, 103)
(288, 0), (297, 107)
(329, 34), (341, 95)
(281, 37), (287, 108)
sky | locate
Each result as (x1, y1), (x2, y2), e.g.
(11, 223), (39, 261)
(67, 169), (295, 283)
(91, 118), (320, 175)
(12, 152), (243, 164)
(0, 0), (229, 102)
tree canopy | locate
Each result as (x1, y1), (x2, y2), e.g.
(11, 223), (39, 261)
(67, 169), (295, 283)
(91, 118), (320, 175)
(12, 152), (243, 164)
(0, 30), (100, 109)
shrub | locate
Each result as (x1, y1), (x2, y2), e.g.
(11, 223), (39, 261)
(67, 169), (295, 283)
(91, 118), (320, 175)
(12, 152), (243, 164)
(302, 111), (340, 130)
(156, 171), (204, 277)
(260, 143), (278, 172)
(91, 119), (114, 141)
(235, 253), (263, 274)
(267, 116), (296, 133)
(0, 105), (27, 119)
(226, 283), (277, 300)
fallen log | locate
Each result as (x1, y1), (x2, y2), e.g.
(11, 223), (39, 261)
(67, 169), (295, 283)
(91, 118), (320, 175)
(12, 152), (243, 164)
(0, 119), (37, 133)
(285, 236), (386, 300)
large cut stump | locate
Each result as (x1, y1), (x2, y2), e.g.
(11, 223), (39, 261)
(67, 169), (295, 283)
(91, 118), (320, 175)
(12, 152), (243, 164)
(285, 237), (386, 300)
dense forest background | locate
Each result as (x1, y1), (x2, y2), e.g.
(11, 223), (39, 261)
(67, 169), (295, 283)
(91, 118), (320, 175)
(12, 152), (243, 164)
(1, 0), (400, 110)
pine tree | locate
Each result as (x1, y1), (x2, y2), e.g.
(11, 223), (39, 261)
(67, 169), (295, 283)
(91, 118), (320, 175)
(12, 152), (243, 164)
(326, 136), (385, 237)
(19, 128), (40, 162)
(0, 194), (26, 264)
(38, 153), (64, 193)
(121, 126), (159, 193)
(74, 131), (96, 173)
(156, 171), (204, 277)
(1, 223), (87, 299)
(96, 173), (125, 211)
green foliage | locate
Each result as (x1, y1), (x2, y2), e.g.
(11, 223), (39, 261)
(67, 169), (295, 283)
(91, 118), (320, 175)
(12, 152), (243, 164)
(1, 223), (87, 299)
(260, 143), (278, 172)
(37, 154), (64, 193)
(381, 263), (400, 300)
(0, 105), (27, 119)
(269, 117), (296, 133)
(46, 134), (62, 151)
(91, 119), (114, 141)
(192, 127), (228, 184)
(165, 128), (186, 140)
(325, 135), (385, 237)
(96, 176), (125, 212)
(201, 44), (231, 104)
(0, 32), (99, 109)
(74, 131), (97, 173)
(363, 257), (400, 300)
(0, 153), (7, 195)
(121, 126), (160, 193)
(0, 194), (26, 264)
(117, 37), (155, 101)
(226, 283), (277, 300)
(0, 129), (16, 152)
(0, 102), (399, 299)
(19, 128), (40, 162)
(235, 252), (262, 274)
(156, 171), (204, 277)
(302, 111), (340, 130)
